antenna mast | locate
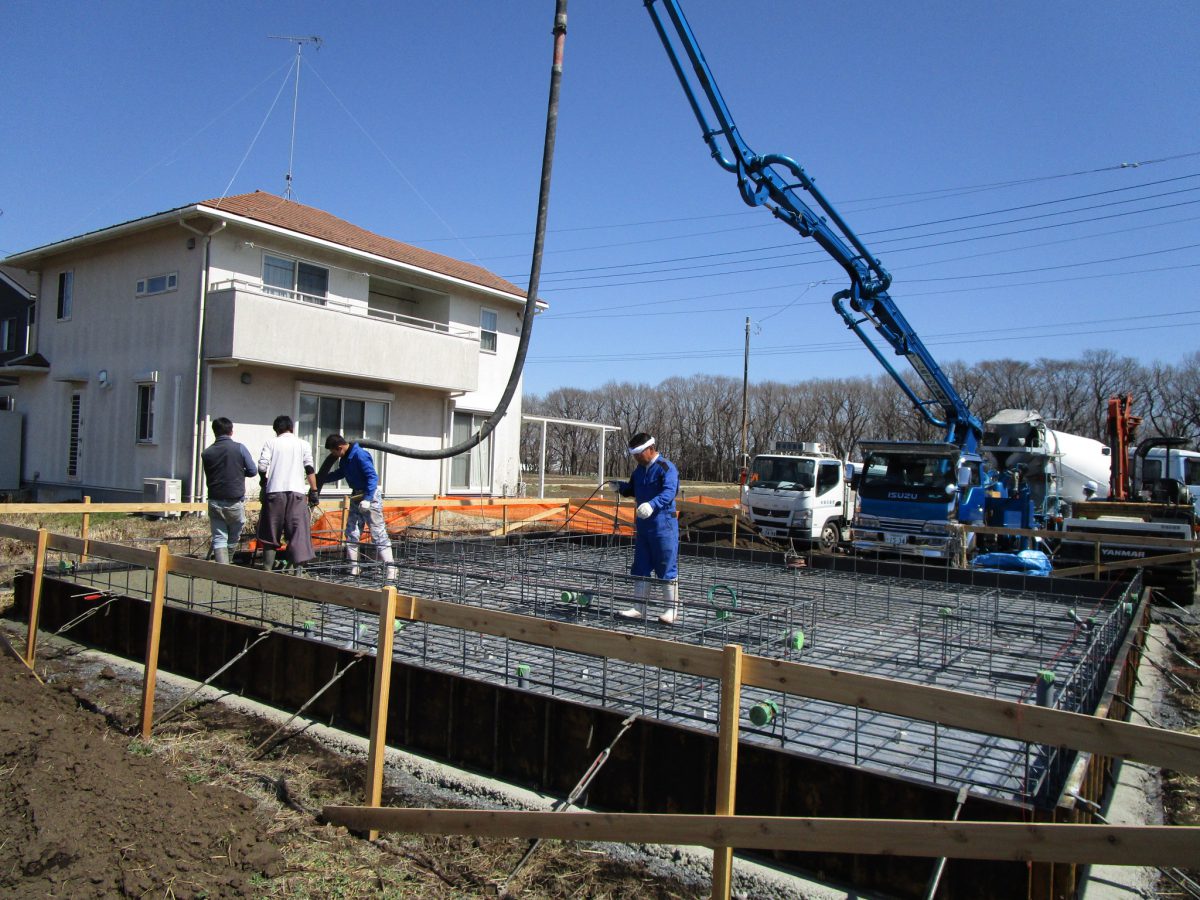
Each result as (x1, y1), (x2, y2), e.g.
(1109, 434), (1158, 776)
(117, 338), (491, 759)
(268, 34), (323, 199)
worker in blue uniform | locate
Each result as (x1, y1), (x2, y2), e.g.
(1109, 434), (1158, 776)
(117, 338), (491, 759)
(607, 433), (681, 624)
(317, 434), (396, 581)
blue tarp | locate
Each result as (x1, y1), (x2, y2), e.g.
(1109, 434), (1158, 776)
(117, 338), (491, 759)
(971, 550), (1053, 576)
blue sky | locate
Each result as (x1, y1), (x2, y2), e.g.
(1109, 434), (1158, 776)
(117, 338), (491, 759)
(3, 1), (1198, 396)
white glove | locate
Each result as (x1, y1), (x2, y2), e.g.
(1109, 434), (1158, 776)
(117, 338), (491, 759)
(603, 480), (622, 492)
(358, 499), (372, 514)
(636, 502), (653, 519)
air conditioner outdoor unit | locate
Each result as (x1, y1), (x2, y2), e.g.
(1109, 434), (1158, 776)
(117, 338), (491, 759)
(143, 477), (182, 518)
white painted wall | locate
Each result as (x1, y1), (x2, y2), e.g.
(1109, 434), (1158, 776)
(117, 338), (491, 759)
(10, 214), (531, 500)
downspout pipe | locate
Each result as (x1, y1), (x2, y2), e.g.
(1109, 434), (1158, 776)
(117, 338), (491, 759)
(179, 218), (226, 502)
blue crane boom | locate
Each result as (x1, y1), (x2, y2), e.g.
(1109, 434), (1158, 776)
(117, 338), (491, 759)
(644, 0), (983, 454)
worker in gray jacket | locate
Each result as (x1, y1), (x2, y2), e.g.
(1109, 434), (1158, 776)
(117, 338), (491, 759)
(201, 417), (256, 564)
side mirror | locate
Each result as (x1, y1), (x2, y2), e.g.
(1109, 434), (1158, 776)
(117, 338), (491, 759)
(957, 467), (972, 487)
(850, 472), (861, 491)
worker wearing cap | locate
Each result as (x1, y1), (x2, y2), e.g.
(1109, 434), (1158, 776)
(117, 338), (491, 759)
(318, 434), (396, 581)
(606, 433), (681, 624)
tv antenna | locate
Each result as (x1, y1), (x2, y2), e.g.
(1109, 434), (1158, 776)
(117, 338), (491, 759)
(269, 34), (323, 199)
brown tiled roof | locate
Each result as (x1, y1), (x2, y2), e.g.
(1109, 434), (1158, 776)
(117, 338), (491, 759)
(201, 192), (526, 300)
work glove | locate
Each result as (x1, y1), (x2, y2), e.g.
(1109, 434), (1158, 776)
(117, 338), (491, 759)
(602, 480), (622, 492)
(307, 488), (320, 507)
(358, 499), (372, 515)
(636, 502), (653, 520)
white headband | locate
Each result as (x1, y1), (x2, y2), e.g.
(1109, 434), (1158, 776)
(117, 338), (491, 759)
(627, 436), (655, 455)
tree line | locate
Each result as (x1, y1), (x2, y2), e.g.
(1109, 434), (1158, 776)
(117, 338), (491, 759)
(521, 349), (1200, 482)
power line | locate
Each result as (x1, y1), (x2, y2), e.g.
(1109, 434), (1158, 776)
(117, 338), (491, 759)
(528, 310), (1200, 364)
(409, 150), (1200, 244)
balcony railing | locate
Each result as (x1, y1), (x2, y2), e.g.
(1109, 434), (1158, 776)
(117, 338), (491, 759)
(208, 279), (477, 341)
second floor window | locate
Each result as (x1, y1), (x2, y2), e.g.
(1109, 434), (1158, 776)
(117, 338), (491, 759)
(263, 254), (328, 303)
(136, 384), (155, 443)
(136, 272), (177, 297)
(480, 308), (498, 353)
(57, 271), (74, 320)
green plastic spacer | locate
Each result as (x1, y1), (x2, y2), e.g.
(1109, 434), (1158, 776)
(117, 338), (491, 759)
(938, 606), (952, 618)
(1121, 602), (1133, 616)
(749, 700), (779, 727)
(1038, 670), (1056, 685)
(560, 590), (593, 608)
(789, 629), (805, 652)
(394, 620), (406, 632)
(707, 584), (738, 616)
(515, 663), (531, 678)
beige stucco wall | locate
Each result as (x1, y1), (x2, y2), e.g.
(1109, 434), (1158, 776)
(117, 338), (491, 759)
(9, 215), (530, 500)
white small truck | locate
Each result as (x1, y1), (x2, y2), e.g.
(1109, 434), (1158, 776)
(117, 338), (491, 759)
(739, 442), (854, 551)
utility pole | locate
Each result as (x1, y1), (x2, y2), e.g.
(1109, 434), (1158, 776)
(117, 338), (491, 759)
(269, 34), (323, 199)
(739, 316), (750, 487)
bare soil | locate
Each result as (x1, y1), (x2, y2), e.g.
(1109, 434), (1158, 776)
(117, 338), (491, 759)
(0, 648), (283, 898)
(1159, 617), (1200, 895)
(0, 619), (704, 899)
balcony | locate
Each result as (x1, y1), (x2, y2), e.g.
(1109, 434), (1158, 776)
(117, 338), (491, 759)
(204, 280), (480, 391)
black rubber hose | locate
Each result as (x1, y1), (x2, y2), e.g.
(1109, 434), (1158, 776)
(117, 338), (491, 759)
(361, 0), (568, 461)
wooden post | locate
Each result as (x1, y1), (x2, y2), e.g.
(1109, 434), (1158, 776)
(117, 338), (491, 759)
(1093, 538), (1101, 581)
(24, 528), (50, 666)
(564, 498), (571, 530)
(432, 504), (441, 538)
(730, 509), (738, 550)
(366, 586), (399, 840)
(139, 544), (171, 739)
(80, 495), (92, 564)
(502, 503), (509, 536)
(712, 643), (744, 900)
(341, 495), (351, 536)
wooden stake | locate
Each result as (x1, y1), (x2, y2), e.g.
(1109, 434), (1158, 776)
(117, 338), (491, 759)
(712, 643), (744, 900)
(730, 509), (738, 549)
(80, 495), (92, 564)
(366, 586), (399, 840)
(24, 529), (50, 666)
(139, 544), (171, 739)
(502, 504), (509, 536)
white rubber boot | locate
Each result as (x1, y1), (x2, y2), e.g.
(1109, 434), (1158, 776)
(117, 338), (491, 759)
(380, 545), (397, 582)
(347, 544), (361, 577)
(617, 579), (649, 619)
(658, 580), (681, 625)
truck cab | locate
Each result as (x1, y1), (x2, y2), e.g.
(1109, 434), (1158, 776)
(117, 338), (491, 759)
(1141, 446), (1200, 516)
(851, 441), (986, 559)
(740, 442), (851, 551)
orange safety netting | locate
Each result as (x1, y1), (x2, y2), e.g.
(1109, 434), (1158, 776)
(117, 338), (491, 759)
(301, 494), (739, 548)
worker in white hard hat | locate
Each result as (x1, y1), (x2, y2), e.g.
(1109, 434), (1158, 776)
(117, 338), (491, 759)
(605, 433), (682, 624)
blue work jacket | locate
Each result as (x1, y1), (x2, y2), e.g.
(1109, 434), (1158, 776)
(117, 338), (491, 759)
(618, 454), (679, 525)
(321, 443), (379, 497)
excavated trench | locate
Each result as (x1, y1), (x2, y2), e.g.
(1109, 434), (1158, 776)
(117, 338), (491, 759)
(12, 534), (1144, 900)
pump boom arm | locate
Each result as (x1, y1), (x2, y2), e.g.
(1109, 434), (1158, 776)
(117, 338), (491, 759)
(644, 0), (983, 452)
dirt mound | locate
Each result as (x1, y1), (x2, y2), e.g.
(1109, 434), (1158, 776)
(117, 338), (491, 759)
(0, 651), (282, 899)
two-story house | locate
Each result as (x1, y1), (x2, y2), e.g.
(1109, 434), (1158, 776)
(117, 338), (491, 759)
(0, 191), (541, 502)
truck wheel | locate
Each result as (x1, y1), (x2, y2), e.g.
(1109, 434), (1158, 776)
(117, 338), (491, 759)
(818, 521), (840, 554)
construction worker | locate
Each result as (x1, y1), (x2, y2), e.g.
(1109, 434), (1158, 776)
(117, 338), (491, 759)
(318, 434), (396, 581)
(256, 415), (318, 572)
(200, 417), (256, 564)
(607, 433), (681, 624)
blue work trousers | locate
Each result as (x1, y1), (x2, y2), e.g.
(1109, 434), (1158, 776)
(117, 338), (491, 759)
(631, 516), (679, 581)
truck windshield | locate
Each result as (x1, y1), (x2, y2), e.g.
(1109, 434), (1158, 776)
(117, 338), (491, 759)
(749, 457), (815, 490)
(861, 453), (955, 492)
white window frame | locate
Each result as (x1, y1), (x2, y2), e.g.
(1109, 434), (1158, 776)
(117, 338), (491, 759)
(480, 307), (498, 354)
(57, 271), (74, 321)
(449, 409), (494, 493)
(136, 271), (178, 297)
(295, 383), (391, 490)
(262, 252), (329, 304)
(136, 383), (156, 444)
